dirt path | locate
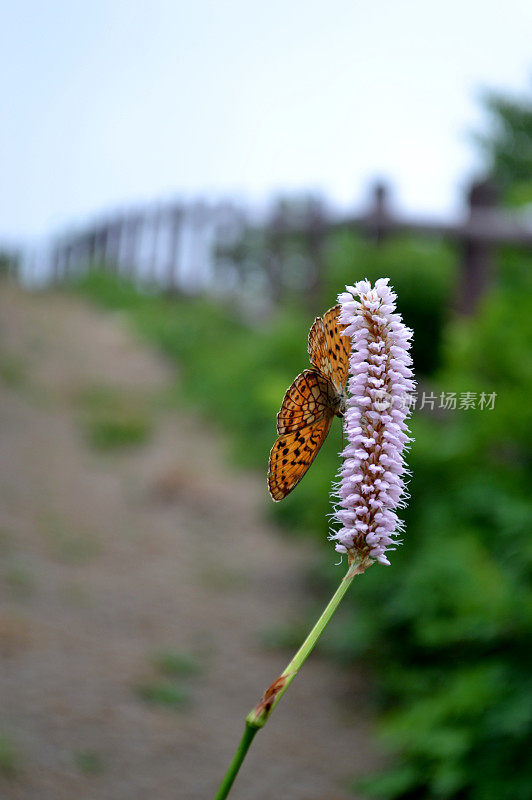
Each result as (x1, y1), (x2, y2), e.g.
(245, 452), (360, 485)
(0, 284), (380, 800)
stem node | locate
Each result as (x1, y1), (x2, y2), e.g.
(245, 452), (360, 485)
(213, 562), (360, 799)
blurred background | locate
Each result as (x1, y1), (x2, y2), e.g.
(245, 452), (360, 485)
(1, 2), (532, 799)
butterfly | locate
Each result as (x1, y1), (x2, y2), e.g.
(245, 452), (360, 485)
(268, 304), (350, 501)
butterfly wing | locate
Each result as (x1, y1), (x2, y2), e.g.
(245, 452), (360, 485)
(268, 306), (350, 501)
(268, 412), (334, 501)
(308, 304), (350, 393)
(276, 369), (337, 434)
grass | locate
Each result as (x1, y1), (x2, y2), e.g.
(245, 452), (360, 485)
(73, 750), (105, 775)
(75, 386), (151, 451)
(41, 513), (101, 565)
(135, 679), (190, 710)
(135, 648), (204, 711)
(0, 734), (21, 779)
(151, 649), (203, 677)
(0, 353), (25, 388)
(3, 563), (35, 599)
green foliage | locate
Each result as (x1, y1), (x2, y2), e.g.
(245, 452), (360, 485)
(346, 283), (532, 799)
(475, 87), (532, 205)
(3, 562), (35, 598)
(41, 512), (102, 565)
(136, 646), (203, 711)
(76, 386), (151, 450)
(73, 750), (105, 775)
(135, 679), (189, 710)
(325, 232), (455, 375)
(0, 734), (21, 779)
(151, 649), (202, 677)
(0, 252), (17, 276)
(77, 247), (531, 799)
(0, 351), (26, 388)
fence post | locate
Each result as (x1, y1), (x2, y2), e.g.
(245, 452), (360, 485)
(121, 212), (142, 281)
(50, 244), (61, 284)
(106, 216), (123, 274)
(457, 179), (499, 314)
(211, 202), (247, 295)
(265, 201), (286, 307)
(85, 228), (97, 268)
(63, 241), (74, 280)
(189, 201), (209, 293)
(92, 225), (109, 267)
(165, 204), (183, 292)
(364, 181), (392, 244)
(69, 237), (83, 279)
(147, 205), (165, 285)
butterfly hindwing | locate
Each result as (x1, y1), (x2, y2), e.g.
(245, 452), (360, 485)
(276, 369), (337, 434)
(268, 304), (350, 501)
(268, 412), (334, 501)
(308, 304), (350, 393)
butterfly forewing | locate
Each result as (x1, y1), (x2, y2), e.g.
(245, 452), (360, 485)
(308, 304), (350, 393)
(268, 304), (350, 502)
(276, 369), (337, 434)
(268, 413), (334, 501)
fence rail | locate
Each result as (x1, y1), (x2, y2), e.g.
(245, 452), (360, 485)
(6, 178), (532, 315)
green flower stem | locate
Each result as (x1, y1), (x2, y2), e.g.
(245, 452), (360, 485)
(213, 723), (258, 800)
(213, 558), (365, 800)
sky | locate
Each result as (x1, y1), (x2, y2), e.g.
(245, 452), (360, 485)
(1, 0), (531, 241)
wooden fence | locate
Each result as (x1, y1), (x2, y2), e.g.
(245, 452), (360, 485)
(8, 178), (532, 315)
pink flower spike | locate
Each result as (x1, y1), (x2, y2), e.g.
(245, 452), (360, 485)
(332, 278), (415, 568)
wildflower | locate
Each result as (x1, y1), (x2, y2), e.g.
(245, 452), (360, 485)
(332, 278), (414, 566)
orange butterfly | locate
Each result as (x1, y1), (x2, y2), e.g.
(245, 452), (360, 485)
(268, 305), (350, 501)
